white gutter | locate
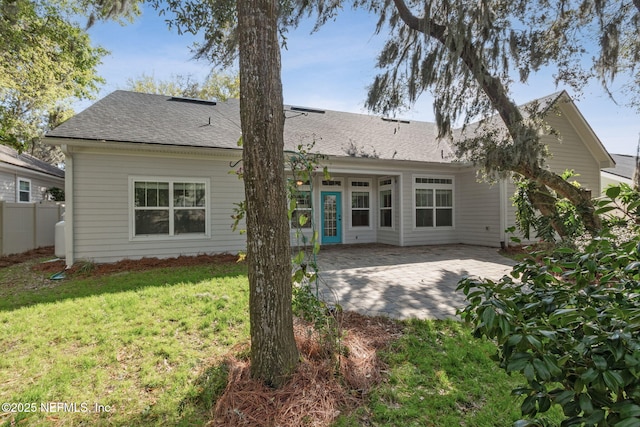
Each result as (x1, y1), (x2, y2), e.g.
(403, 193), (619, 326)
(499, 178), (508, 248)
(60, 144), (74, 267)
(0, 162), (65, 182)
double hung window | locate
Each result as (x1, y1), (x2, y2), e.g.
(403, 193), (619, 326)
(414, 176), (454, 228)
(17, 178), (31, 202)
(291, 188), (312, 229)
(350, 180), (371, 227)
(379, 178), (393, 228)
(132, 178), (208, 238)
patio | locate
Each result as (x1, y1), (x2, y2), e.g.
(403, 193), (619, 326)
(314, 244), (516, 320)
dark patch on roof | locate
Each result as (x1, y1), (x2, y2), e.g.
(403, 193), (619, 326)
(0, 145), (64, 178)
(289, 106), (325, 114)
(382, 117), (410, 124)
(168, 96), (217, 106)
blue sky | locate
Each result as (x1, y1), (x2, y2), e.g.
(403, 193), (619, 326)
(83, 5), (638, 156)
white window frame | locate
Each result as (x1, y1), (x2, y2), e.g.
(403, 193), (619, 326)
(349, 179), (372, 229)
(321, 179), (342, 187)
(378, 177), (394, 229)
(412, 175), (455, 229)
(289, 181), (313, 229)
(17, 178), (31, 203)
(129, 176), (210, 241)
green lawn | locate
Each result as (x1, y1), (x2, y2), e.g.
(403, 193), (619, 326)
(0, 256), (559, 426)
(0, 259), (249, 426)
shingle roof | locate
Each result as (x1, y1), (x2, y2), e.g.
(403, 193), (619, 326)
(603, 154), (637, 180)
(0, 145), (65, 178)
(46, 90), (454, 163)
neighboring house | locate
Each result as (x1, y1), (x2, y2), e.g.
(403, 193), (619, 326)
(0, 144), (64, 203)
(0, 145), (65, 255)
(601, 153), (636, 190)
(45, 90), (613, 266)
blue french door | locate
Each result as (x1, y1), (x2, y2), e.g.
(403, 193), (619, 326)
(321, 192), (342, 244)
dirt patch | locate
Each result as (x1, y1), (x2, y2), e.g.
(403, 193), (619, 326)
(210, 312), (402, 426)
(31, 253), (241, 277)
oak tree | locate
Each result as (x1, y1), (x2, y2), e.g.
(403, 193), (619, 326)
(295, 0), (640, 235)
(91, 0), (299, 387)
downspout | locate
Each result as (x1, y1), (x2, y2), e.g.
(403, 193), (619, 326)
(499, 178), (508, 249)
(61, 144), (74, 267)
(397, 174), (404, 246)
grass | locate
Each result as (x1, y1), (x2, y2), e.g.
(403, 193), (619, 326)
(0, 258), (249, 426)
(335, 319), (564, 426)
(0, 256), (562, 426)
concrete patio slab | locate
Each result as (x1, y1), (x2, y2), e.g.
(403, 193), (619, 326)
(313, 244), (515, 320)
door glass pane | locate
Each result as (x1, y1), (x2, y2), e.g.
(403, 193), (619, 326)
(323, 195), (337, 237)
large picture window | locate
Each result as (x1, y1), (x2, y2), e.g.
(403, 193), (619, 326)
(414, 176), (454, 228)
(350, 180), (371, 227)
(379, 178), (393, 228)
(131, 178), (208, 238)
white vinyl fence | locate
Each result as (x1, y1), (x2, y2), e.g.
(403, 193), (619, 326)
(0, 202), (64, 256)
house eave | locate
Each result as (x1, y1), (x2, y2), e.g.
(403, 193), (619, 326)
(44, 136), (243, 159)
(46, 136), (472, 169)
(0, 161), (65, 181)
(321, 153), (471, 170)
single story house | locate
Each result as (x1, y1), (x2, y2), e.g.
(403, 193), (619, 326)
(601, 153), (636, 190)
(45, 90), (613, 266)
(0, 144), (64, 203)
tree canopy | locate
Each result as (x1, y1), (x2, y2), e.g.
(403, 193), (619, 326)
(292, 0), (639, 235)
(0, 0), (108, 153)
(125, 72), (239, 100)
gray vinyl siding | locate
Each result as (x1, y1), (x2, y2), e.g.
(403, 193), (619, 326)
(502, 110), (604, 246)
(543, 113), (601, 193)
(30, 176), (62, 202)
(0, 171), (15, 201)
(455, 170), (502, 247)
(72, 151), (246, 263)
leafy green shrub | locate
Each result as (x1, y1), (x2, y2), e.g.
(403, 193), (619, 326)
(512, 171), (587, 242)
(459, 187), (640, 426)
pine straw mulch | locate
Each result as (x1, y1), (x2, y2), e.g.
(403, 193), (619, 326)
(209, 312), (403, 426)
(0, 246), (57, 268)
(30, 252), (241, 277)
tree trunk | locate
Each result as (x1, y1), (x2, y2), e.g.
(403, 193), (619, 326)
(392, 0), (601, 233)
(237, 0), (299, 388)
